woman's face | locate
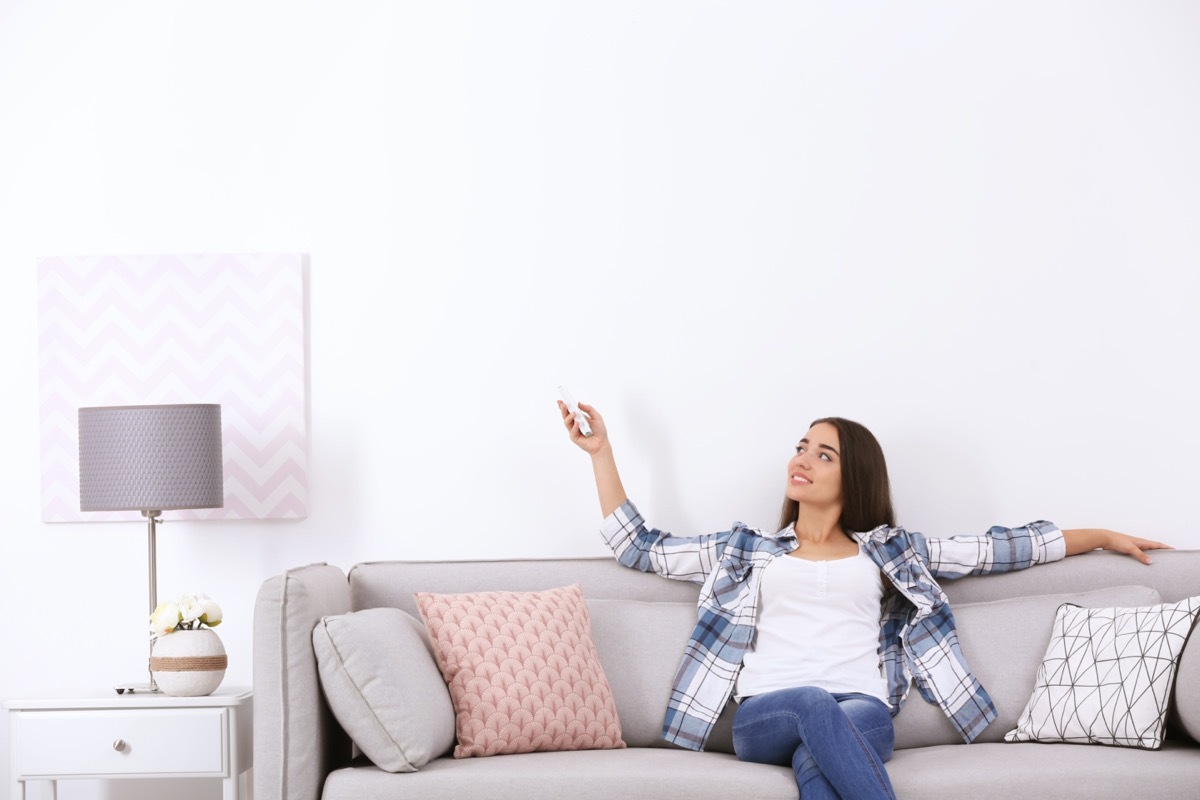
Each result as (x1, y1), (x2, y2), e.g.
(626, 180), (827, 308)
(785, 422), (843, 510)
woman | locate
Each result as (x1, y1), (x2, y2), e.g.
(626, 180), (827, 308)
(558, 401), (1169, 800)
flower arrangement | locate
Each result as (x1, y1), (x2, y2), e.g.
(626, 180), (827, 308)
(150, 593), (223, 639)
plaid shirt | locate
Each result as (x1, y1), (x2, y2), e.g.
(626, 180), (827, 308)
(600, 499), (1065, 752)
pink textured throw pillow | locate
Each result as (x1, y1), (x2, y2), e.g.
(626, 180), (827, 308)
(414, 583), (625, 758)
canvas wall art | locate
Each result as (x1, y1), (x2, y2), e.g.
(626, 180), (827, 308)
(38, 253), (309, 521)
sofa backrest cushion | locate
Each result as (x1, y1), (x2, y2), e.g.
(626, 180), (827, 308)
(590, 587), (1165, 754)
(893, 584), (1162, 749)
(587, 598), (741, 754)
(312, 607), (455, 772)
(587, 599), (692, 750)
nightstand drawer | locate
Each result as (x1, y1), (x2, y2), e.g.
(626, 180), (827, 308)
(13, 708), (226, 777)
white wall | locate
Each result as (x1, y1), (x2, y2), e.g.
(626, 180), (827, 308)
(2, 2), (1198, 797)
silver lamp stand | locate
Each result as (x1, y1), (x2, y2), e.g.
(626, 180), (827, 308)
(115, 510), (165, 694)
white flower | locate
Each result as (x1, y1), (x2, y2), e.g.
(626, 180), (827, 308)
(178, 594), (206, 625)
(150, 602), (182, 638)
(200, 600), (223, 628)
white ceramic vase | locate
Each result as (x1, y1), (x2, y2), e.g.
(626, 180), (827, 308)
(150, 628), (228, 697)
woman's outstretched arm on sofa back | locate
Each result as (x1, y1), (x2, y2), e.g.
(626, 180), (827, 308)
(924, 523), (1173, 580)
(1062, 528), (1173, 565)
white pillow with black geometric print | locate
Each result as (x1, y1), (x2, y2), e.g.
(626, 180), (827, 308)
(1005, 596), (1200, 749)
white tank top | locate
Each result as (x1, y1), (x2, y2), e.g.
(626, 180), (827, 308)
(736, 545), (889, 703)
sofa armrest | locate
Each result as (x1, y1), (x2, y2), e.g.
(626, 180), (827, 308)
(254, 563), (353, 800)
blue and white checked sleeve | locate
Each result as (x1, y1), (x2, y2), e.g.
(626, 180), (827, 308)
(599, 500), (729, 585)
(921, 521), (1066, 580)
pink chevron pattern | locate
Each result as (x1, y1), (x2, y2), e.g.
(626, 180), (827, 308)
(38, 253), (308, 521)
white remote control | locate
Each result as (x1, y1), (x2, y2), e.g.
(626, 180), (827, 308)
(558, 386), (593, 437)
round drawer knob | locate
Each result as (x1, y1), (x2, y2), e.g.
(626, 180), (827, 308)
(113, 739), (127, 752)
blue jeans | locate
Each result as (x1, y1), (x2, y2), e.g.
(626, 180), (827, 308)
(733, 687), (896, 800)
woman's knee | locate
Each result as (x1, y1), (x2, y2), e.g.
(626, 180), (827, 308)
(793, 686), (830, 700)
(790, 685), (838, 713)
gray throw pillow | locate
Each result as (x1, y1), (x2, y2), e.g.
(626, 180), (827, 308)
(893, 584), (1162, 749)
(312, 607), (455, 771)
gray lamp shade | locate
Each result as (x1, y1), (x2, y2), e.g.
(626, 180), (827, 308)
(78, 404), (225, 512)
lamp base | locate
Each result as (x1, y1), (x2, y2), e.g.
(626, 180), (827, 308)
(114, 682), (161, 695)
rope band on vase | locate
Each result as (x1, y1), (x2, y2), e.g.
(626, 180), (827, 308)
(149, 655), (229, 672)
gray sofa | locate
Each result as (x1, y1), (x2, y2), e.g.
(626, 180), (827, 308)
(254, 550), (1200, 800)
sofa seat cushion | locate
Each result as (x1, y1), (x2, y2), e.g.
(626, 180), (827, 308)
(322, 741), (1200, 800)
(322, 749), (796, 800)
(888, 741), (1200, 800)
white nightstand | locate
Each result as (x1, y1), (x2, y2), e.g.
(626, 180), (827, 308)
(6, 687), (252, 800)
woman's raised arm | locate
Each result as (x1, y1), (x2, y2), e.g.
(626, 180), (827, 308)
(558, 400), (628, 517)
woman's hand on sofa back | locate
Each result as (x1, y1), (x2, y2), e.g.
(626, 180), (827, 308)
(1063, 528), (1173, 564)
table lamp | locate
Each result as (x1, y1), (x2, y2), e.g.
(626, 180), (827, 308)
(78, 403), (224, 692)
